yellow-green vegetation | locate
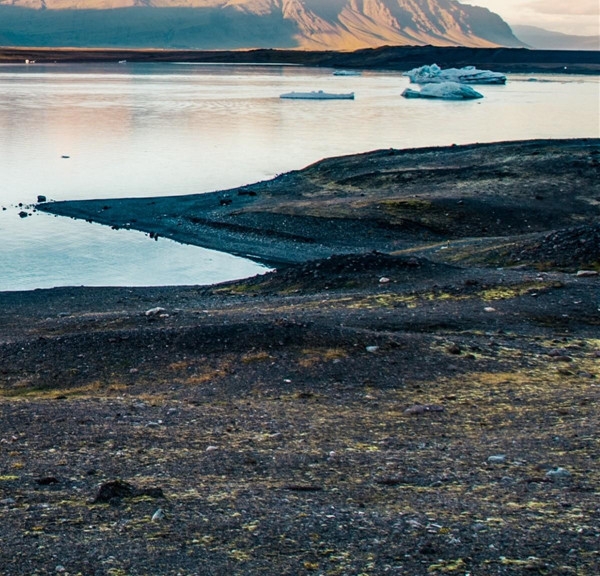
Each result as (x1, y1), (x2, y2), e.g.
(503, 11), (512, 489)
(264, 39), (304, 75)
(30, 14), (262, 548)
(297, 347), (347, 368)
(0, 379), (128, 399)
(346, 280), (560, 310)
(379, 198), (435, 225)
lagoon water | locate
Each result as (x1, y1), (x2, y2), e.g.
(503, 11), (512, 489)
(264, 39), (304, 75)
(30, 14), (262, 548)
(1, 63), (598, 291)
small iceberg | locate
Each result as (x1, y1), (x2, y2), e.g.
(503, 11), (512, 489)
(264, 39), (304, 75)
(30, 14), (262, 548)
(280, 90), (355, 100)
(402, 82), (484, 100)
(404, 64), (506, 85)
(333, 70), (361, 76)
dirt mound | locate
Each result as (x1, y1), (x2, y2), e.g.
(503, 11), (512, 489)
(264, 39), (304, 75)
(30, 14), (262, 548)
(508, 223), (600, 271)
(211, 252), (458, 295)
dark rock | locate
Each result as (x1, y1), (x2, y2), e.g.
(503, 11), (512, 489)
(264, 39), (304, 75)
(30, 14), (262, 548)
(283, 484), (323, 492)
(37, 195), (47, 203)
(35, 476), (59, 486)
(93, 479), (165, 504)
(446, 343), (462, 355)
(375, 477), (404, 486)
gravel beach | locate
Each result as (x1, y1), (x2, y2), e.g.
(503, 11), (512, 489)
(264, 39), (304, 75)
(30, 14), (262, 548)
(1, 139), (599, 575)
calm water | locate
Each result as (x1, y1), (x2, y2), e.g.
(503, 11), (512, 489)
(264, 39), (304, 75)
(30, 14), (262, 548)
(1, 63), (598, 291)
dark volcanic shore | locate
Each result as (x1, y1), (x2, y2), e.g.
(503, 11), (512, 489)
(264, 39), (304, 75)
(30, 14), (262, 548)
(1, 45), (600, 74)
(2, 139), (600, 575)
(40, 139), (600, 269)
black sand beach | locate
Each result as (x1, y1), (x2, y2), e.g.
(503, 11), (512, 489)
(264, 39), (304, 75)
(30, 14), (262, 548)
(1, 139), (599, 575)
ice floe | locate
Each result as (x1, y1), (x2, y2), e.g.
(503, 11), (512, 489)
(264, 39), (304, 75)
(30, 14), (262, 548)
(404, 64), (506, 85)
(280, 90), (355, 100)
(401, 82), (484, 100)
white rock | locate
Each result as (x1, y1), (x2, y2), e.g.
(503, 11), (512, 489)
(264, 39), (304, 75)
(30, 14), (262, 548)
(575, 270), (598, 277)
(151, 508), (165, 521)
(546, 467), (572, 479)
(145, 307), (166, 317)
(487, 454), (506, 464)
(366, 346), (379, 353)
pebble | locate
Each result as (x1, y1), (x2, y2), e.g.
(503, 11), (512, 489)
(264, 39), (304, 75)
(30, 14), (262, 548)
(484, 307), (496, 313)
(575, 270), (598, 277)
(366, 346), (379, 353)
(379, 277), (391, 284)
(404, 404), (445, 415)
(487, 454), (507, 464)
(546, 467), (572, 480)
(145, 307), (166, 317)
(548, 348), (566, 357)
(151, 508), (165, 521)
(446, 343), (461, 355)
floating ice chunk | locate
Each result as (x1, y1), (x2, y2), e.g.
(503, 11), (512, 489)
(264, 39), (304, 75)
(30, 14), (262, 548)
(280, 90), (354, 100)
(332, 69), (361, 76)
(404, 64), (506, 85)
(402, 82), (484, 100)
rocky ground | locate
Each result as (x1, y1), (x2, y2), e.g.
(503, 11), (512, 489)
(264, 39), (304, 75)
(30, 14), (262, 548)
(1, 139), (599, 575)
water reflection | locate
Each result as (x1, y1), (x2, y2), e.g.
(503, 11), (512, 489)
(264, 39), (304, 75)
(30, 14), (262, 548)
(0, 63), (598, 290)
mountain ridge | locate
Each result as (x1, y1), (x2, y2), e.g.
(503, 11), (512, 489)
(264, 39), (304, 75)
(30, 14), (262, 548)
(0, 0), (524, 50)
(512, 25), (599, 52)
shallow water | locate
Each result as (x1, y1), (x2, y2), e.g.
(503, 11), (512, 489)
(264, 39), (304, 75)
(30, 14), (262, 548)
(0, 63), (598, 291)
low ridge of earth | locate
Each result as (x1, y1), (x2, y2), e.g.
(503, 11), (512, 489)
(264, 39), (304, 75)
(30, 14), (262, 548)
(1, 139), (599, 575)
(1, 45), (599, 75)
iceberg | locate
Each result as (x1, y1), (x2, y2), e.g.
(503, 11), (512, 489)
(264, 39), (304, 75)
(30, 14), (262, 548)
(404, 64), (506, 85)
(280, 90), (355, 100)
(332, 70), (362, 76)
(401, 82), (484, 100)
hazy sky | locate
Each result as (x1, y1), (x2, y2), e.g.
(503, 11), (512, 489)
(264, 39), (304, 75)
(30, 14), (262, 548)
(461, 0), (600, 36)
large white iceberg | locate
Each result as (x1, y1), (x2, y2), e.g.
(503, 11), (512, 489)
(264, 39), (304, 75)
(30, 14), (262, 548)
(404, 64), (506, 85)
(401, 82), (484, 100)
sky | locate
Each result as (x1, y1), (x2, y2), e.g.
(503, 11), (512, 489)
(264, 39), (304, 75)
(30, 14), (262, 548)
(461, 0), (600, 36)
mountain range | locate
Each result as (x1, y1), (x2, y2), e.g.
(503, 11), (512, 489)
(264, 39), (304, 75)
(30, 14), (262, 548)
(0, 0), (525, 50)
(512, 26), (599, 52)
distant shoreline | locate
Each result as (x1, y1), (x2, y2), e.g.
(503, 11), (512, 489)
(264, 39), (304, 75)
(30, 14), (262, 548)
(1, 45), (599, 74)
